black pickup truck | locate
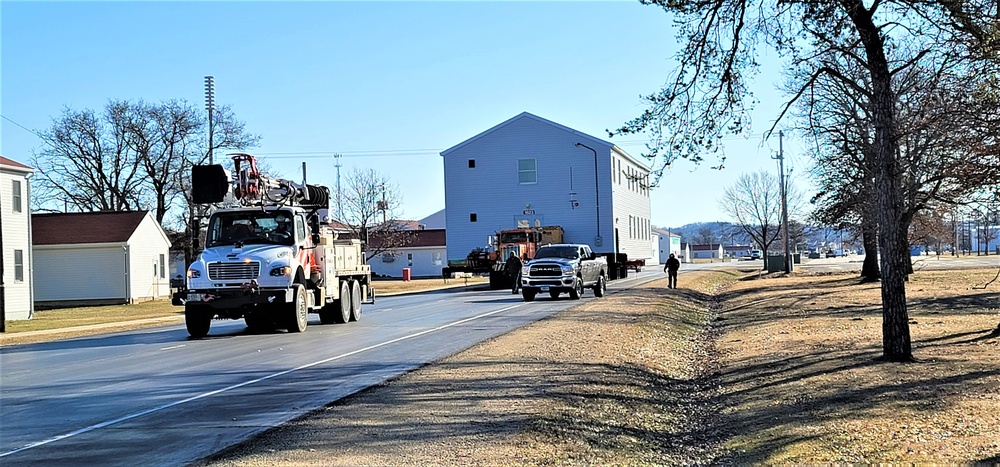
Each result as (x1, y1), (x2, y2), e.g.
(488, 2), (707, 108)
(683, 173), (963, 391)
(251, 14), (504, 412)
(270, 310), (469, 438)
(519, 243), (608, 301)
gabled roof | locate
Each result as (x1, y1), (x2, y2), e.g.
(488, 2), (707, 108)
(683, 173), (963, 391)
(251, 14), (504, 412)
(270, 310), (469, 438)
(440, 112), (612, 157)
(33, 211), (151, 245)
(651, 227), (681, 237)
(367, 229), (446, 249)
(0, 156), (34, 173)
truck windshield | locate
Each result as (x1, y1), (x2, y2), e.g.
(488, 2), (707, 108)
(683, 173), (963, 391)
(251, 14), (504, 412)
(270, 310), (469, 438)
(534, 246), (579, 259)
(206, 211), (295, 247)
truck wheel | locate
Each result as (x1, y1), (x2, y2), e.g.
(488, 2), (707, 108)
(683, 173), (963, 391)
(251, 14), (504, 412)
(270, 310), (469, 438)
(284, 284), (308, 333)
(522, 289), (536, 302)
(185, 305), (212, 338)
(349, 280), (362, 322)
(569, 277), (584, 300)
(593, 274), (607, 297)
(549, 291), (560, 299)
(318, 302), (338, 324)
(333, 281), (351, 324)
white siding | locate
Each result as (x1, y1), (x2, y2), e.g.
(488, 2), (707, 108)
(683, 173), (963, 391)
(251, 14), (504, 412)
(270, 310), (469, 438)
(126, 213), (172, 301)
(1, 167), (33, 319)
(442, 113), (650, 262)
(368, 246), (446, 278)
(610, 147), (653, 261)
(34, 245), (127, 302)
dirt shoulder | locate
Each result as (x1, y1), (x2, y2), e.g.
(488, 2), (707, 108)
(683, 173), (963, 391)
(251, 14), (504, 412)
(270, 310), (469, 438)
(201, 267), (1000, 466)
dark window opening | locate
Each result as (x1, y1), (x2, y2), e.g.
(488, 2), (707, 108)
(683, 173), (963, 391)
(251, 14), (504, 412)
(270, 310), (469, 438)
(468, 159), (476, 168)
(470, 213), (478, 222)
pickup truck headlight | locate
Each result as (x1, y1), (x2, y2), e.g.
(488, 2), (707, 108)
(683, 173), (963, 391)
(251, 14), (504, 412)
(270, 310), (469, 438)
(561, 265), (574, 275)
(521, 266), (530, 275)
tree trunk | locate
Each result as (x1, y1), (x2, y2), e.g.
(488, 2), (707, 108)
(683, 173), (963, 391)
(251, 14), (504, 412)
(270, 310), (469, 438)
(849, 3), (913, 361)
(860, 218), (880, 282)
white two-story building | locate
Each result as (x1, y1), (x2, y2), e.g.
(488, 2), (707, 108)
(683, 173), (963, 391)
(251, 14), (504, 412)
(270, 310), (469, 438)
(1, 156), (35, 321)
(441, 112), (652, 264)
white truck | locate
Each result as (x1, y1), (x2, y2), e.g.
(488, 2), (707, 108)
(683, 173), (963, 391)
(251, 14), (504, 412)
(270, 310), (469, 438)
(176, 153), (372, 338)
(519, 243), (608, 301)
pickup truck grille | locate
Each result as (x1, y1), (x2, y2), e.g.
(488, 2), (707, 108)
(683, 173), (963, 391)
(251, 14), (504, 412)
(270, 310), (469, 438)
(208, 262), (261, 280)
(529, 264), (563, 277)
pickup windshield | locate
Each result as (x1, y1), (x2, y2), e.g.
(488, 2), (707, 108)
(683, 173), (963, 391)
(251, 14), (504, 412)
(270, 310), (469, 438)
(206, 211), (295, 247)
(534, 246), (580, 260)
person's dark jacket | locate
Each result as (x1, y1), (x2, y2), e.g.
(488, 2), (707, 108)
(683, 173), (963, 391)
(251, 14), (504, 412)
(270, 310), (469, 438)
(505, 255), (522, 276)
(665, 257), (680, 272)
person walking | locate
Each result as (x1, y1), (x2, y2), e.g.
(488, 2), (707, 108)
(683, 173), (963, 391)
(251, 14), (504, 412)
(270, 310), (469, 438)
(664, 253), (681, 289)
(505, 252), (523, 294)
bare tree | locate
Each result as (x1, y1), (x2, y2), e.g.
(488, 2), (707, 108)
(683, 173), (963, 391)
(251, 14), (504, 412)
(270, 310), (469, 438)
(339, 168), (414, 262)
(613, 0), (999, 362)
(33, 102), (145, 212)
(720, 170), (784, 261)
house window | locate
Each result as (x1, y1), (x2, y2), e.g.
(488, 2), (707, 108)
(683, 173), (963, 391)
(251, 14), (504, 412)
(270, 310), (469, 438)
(517, 158), (536, 184)
(470, 213), (477, 222)
(12, 180), (22, 213)
(14, 249), (24, 282)
(468, 159), (476, 168)
(160, 254), (166, 278)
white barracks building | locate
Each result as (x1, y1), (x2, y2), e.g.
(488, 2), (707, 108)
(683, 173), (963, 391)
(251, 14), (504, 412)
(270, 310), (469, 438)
(440, 112), (652, 264)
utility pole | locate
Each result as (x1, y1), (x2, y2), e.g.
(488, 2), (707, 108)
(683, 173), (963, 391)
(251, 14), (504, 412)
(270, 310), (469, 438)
(773, 131), (792, 273)
(204, 76), (215, 164)
(334, 153), (343, 222)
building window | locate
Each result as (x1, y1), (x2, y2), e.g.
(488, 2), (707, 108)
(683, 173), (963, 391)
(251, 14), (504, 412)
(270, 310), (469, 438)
(160, 254), (166, 278)
(517, 158), (536, 184)
(468, 159), (476, 168)
(12, 180), (22, 213)
(470, 213), (477, 222)
(14, 249), (24, 282)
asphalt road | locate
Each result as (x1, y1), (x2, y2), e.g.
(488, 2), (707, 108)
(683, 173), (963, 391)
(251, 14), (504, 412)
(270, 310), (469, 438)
(0, 269), (669, 466)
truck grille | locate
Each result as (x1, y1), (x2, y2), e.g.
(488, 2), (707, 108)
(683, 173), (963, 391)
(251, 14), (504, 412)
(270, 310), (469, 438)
(530, 264), (563, 277)
(208, 262), (261, 280)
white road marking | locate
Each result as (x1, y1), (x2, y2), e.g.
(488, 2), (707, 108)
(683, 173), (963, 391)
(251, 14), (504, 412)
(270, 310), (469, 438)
(159, 344), (186, 351)
(1, 303), (524, 457)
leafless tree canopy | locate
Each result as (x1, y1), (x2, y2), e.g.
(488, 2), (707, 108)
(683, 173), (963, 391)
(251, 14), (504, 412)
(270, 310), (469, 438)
(338, 167), (414, 261)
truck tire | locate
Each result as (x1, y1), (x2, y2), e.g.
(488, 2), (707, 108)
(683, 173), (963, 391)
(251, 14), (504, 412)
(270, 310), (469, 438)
(349, 280), (362, 322)
(185, 304), (212, 338)
(569, 276), (584, 300)
(522, 289), (536, 301)
(593, 274), (607, 297)
(332, 281), (351, 324)
(284, 284), (308, 333)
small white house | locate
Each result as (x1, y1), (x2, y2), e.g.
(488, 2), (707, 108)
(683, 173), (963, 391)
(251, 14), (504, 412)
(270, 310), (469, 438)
(689, 243), (725, 260)
(32, 211), (172, 307)
(441, 112), (653, 264)
(367, 229), (447, 278)
(653, 227), (682, 264)
(1, 156), (35, 320)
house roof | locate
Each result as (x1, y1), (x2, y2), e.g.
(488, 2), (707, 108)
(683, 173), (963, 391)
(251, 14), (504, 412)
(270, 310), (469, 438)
(690, 243), (724, 251)
(367, 229), (446, 249)
(33, 211), (150, 245)
(0, 156), (34, 173)
(440, 111), (611, 157)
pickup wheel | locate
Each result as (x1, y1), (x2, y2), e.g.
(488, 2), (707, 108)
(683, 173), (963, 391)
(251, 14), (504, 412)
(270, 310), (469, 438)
(569, 277), (584, 300)
(522, 289), (536, 302)
(284, 284), (308, 333)
(349, 280), (362, 321)
(593, 274), (607, 298)
(185, 304), (212, 338)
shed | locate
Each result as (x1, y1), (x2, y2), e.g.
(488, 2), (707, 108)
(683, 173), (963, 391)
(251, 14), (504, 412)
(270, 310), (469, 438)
(32, 211), (172, 307)
(1, 156), (35, 320)
(367, 229), (446, 278)
(440, 112), (652, 264)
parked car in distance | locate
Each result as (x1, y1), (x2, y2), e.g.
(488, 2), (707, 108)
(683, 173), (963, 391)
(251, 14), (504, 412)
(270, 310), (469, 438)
(750, 250), (762, 260)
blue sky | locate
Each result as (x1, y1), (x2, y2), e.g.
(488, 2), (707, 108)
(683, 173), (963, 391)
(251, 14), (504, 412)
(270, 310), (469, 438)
(1, 0), (811, 228)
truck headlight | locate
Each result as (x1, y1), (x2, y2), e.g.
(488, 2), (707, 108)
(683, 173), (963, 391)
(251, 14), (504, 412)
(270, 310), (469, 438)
(187, 269), (201, 279)
(561, 265), (574, 275)
(521, 266), (530, 275)
(270, 266), (291, 277)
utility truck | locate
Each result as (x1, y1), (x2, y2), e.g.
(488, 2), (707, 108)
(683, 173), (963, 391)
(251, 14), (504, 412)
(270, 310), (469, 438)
(176, 153), (372, 338)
